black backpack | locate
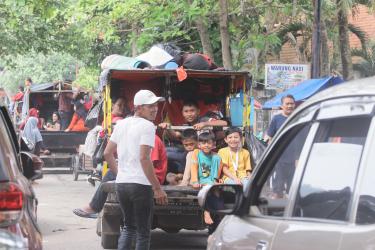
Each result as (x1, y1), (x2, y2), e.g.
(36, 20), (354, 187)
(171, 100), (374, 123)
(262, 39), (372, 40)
(85, 99), (103, 129)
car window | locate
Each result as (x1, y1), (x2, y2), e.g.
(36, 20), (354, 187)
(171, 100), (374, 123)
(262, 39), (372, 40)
(0, 113), (18, 181)
(356, 120), (375, 225)
(293, 117), (370, 222)
(257, 123), (312, 217)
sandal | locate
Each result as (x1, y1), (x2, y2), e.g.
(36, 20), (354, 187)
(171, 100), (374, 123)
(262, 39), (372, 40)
(73, 208), (98, 219)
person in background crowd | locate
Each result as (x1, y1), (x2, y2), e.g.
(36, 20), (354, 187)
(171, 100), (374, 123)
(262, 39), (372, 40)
(24, 77), (33, 97)
(58, 82), (74, 130)
(44, 111), (61, 131)
(65, 98), (90, 132)
(266, 94), (296, 198)
(19, 108), (44, 130)
(9, 86), (24, 124)
(0, 87), (10, 107)
(266, 94), (296, 144)
(25, 77), (33, 88)
(104, 89), (167, 250)
(12, 85), (24, 104)
(83, 92), (93, 111)
(22, 117), (49, 156)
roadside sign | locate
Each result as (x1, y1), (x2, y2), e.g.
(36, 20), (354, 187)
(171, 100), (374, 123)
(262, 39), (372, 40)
(265, 63), (310, 90)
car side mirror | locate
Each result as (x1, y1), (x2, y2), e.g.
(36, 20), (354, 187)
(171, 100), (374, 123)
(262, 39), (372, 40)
(198, 184), (243, 215)
(20, 152), (44, 181)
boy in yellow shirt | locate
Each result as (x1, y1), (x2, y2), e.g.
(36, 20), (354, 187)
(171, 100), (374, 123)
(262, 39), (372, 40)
(219, 127), (252, 185)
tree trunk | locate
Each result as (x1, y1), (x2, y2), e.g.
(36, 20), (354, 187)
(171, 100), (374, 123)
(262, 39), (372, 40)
(187, 0), (214, 60)
(337, 1), (353, 80)
(311, 0), (321, 78)
(131, 23), (139, 57)
(195, 18), (214, 60)
(218, 0), (233, 69)
(292, 0), (298, 17)
(320, 20), (330, 76)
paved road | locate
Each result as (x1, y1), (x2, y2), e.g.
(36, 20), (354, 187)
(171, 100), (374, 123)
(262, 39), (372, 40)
(33, 174), (207, 250)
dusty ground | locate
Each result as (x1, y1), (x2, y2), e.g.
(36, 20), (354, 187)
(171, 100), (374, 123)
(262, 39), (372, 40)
(33, 174), (207, 250)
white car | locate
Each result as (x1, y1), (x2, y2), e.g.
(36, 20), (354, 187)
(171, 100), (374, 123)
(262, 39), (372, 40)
(199, 76), (375, 250)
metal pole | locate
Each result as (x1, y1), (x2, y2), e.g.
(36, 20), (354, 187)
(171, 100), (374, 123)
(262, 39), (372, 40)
(311, 0), (322, 78)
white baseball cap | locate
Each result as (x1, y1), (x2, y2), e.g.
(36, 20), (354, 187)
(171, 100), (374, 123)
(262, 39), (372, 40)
(133, 90), (165, 106)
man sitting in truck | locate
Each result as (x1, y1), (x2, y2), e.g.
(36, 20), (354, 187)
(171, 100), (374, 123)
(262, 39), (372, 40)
(73, 134), (167, 219)
(159, 100), (227, 140)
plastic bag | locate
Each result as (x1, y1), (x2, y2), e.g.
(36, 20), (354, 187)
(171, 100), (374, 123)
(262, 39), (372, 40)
(93, 135), (108, 165)
(85, 100), (103, 129)
(245, 131), (267, 166)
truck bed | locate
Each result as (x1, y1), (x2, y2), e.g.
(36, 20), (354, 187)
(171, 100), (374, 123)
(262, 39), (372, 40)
(101, 182), (205, 235)
(102, 182), (199, 198)
(41, 131), (88, 152)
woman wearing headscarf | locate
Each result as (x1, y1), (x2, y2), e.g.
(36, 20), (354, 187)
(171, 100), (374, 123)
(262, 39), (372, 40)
(19, 108), (44, 130)
(22, 117), (49, 156)
(65, 99), (90, 132)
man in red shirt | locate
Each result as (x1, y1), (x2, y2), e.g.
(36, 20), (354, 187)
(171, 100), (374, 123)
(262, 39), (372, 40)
(12, 86), (24, 103)
(152, 135), (168, 184)
(73, 135), (167, 218)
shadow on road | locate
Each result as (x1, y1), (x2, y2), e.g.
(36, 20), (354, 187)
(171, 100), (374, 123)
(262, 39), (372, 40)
(150, 229), (207, 250)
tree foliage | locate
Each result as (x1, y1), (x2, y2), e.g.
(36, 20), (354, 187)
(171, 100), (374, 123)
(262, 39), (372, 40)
(0, 0), (374, 91)
(0, 52), (82, 92)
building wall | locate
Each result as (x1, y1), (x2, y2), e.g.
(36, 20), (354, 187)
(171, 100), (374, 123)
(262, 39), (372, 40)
(348, 4), (375, 48)
(272, 4), (375, 64)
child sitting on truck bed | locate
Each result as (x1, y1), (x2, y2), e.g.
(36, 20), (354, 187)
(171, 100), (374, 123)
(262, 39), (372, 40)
(166, 128), (198, 185)
(190, 131), (223, 233)
(159, 100), (228, 175)
(219, 127), (252, 185)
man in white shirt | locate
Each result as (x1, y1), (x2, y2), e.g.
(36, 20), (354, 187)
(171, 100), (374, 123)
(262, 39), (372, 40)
(104, 90), (168, 250)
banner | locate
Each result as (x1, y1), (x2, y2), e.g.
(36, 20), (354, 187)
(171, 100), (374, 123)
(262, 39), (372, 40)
(265, 64), (310, 90)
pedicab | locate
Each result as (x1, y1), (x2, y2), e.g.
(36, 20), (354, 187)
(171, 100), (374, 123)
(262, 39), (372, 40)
(71, 98), (104, 181)
(20, 82), (90, 174)
(96, 67), (252, 249)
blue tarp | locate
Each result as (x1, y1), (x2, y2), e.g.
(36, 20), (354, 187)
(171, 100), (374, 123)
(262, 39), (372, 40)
(263, 76), (344, 109)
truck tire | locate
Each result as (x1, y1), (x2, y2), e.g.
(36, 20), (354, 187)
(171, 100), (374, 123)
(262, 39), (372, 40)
(101, 234), (118, 249)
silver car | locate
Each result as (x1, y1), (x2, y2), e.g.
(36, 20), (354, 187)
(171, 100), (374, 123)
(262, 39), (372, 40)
(199, 76), (375, 250)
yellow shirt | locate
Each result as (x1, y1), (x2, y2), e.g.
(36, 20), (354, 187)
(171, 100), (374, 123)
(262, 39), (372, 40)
(218, 147), (251, 181)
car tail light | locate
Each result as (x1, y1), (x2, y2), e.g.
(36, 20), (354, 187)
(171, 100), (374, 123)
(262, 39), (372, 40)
(0, 182), (23, 226)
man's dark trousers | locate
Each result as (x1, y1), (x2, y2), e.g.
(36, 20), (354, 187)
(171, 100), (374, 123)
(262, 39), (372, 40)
(116, 183), (153, 250)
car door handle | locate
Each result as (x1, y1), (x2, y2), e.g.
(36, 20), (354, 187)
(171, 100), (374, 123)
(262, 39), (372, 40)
(256, 240), (268, 250)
